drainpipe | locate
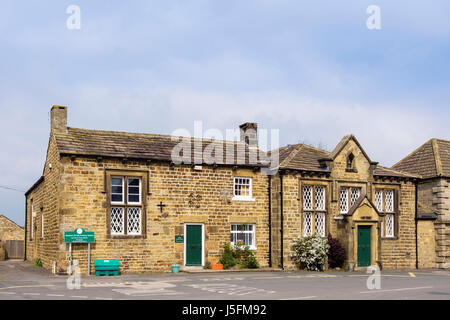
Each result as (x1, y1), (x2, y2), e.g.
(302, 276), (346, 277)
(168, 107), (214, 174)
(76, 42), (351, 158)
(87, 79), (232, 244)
(268, 175), (272, 268)
(280, 170), (284, 270)
(414, 179), (419, 269)
(24, 196), (27, 261)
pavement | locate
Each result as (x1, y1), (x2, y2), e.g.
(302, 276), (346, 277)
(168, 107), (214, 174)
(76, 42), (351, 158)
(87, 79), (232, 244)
(0, 259), (449, 300)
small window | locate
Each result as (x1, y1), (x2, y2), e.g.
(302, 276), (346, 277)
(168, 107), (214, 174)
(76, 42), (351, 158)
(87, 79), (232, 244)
(232, 177), (253, 201)
(230, 224), (256, 249)
(347, 153), (354, 170)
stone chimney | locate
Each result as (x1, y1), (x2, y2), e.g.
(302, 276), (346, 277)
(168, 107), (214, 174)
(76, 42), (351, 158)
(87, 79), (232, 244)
(50, 105), (67, 133)
(239, 122), (258, 146)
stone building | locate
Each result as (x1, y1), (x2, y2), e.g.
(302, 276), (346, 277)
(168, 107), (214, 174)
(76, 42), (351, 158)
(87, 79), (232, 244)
(25, 105), (443, 274)
(25, 106), (270, 274)
(0, 214), (24, 241)
(269, 135), (419, 270)
(393, 138), (450, 269)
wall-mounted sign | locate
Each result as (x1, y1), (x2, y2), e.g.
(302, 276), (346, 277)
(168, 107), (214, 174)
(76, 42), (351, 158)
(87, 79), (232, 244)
(175, 235), (184, 243)
(64, 228), (95, 243)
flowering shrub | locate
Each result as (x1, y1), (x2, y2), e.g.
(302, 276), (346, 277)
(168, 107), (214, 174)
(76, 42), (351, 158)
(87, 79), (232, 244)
(219, 243), (259, 269)
(327, 234), (346, 269)
(291, 234), (330, 271)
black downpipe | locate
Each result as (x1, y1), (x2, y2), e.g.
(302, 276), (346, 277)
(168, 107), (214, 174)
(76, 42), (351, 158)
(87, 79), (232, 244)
(280, 171), (284, 270)
(415, 179), (419, 269)
(24, 196), (27, 261)
(268, 175), (272, 268)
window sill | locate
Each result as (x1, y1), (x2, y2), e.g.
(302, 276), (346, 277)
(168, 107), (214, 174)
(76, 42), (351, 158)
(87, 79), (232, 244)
(232, 245), (257, 250)
(232, 196), (255, 202)
(108, 235), (146, 239)
(381, 236), (398, 240)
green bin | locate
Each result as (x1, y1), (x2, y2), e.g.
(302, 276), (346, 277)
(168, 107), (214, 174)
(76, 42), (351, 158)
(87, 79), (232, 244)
(94, 259), (120, 276)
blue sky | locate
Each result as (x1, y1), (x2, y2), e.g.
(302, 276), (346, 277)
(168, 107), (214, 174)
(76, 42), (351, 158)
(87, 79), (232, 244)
(0, 1), (449, 226)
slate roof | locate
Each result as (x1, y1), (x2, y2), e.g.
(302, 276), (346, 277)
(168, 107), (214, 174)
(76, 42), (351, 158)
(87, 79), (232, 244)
(272, 136), (417, 179)
(54, 127), (268, 167)
(392, 138), (450, 179)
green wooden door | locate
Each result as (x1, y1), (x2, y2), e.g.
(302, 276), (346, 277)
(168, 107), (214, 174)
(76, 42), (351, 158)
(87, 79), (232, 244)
(357, 226), (371, 267)
(186, 225), (202, 266)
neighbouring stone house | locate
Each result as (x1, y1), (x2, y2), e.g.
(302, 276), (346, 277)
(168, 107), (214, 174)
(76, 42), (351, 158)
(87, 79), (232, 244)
(0, 214), (24, 241)
(25, 106), (270, 274)
(269, 136), (420, 270)
(393, 138), (450, 269)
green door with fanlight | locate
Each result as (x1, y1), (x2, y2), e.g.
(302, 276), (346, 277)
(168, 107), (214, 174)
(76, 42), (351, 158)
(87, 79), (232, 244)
(357, 226), (371, 267)
(186, 224), (202, 266)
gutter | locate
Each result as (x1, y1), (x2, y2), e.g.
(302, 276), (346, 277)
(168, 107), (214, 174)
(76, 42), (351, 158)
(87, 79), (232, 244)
(414, 179), (418, 269)
(268, 175), (272, 268)
(24, 196), (27, 261)
(280, 170), (284, 270)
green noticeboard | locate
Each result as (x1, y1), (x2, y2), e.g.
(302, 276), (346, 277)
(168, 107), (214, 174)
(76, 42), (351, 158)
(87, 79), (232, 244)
(64, 228), (95, 243)
(175, 235), (184, 243)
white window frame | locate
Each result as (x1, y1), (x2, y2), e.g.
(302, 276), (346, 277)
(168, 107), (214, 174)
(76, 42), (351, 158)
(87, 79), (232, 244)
(339, 187), (362, 214)
(111, 176), (125, 205)
(232, 177), (255, 201)
(230, 223), (256, 250)
(127, 177), (142, 205)
(109, 175), (143, 236)
(385, 213), (395, 238)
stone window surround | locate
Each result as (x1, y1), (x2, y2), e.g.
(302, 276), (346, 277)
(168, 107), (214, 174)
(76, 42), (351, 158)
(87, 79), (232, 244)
(104, 169), (148, 239)
(300, 181), (329, 237)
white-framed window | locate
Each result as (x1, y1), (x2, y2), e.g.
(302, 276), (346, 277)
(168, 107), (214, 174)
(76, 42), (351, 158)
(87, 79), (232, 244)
(302, 185), (327, 237)
(230, 224), (256, 249)
(110, 176), (142, 236)
(232, 177), (254, 201)
(375, 188), (397, 238)
(339, 187), (361, 214)
(30, 200), (34, 241)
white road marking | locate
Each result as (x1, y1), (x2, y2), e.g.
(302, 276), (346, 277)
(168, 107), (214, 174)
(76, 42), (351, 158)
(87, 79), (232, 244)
(189, 283), (275, 296)
(280, 296), (317, 300)
(95, 297), (113, 300)
(46, 294), (65, 297)
(0, 284), (54, 290)
(71, 295), (88, 299)
(409, 272), (416, 278)
(360, 286), (432, 294)
(23, 293), (41, 296)
(0, 292), (16, 295)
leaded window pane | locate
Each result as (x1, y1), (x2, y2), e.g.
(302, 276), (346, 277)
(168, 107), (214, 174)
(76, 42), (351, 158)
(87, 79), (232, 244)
(385, 189), (394, 212)
(315, 186), (325, 210)
(303, 212), (313, 236)
(375, 189), (383, 212)
(385, 214), (394, 237)
(350, 188), (361, 207)
(110, 207), (124, 235)
(315, 212), (326, 237)
(303, 186), (313, 210)
(339, 188), (349, 213)
(127, 207), (141, 235)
